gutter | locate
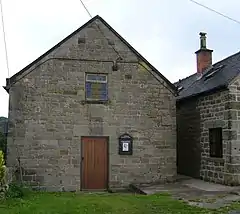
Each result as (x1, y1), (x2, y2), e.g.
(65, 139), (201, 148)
(176, 84), (228, 103)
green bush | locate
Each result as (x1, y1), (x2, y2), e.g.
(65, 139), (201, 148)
(5, 182), (32, 199)
(0, 150), (7, 198)
(5, 183), (24, 198)
(0, 150), (32, 199)
(0, 132), (7, 161)
(0, 150), (6, 185)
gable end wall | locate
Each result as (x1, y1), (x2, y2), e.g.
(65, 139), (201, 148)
(7, 18), (176, 191)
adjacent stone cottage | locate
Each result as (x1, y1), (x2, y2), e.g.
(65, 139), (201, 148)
(4, 15), (177, 191)
(176, 32), (240, 186)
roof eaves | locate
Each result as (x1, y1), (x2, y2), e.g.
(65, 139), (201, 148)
(2, 86), (9, 93)
(176, 84), (228, 102)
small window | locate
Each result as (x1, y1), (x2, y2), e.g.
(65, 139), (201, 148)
(204, 65), (225, 80)
(209, 128), (223, 158)
(85, 73), (108, 101)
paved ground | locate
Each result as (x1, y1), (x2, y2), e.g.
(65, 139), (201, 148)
(131, 175), (240, 210)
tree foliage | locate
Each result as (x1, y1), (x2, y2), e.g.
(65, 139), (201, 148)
(0, 150), (7, 198)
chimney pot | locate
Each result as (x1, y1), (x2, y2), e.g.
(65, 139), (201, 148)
(199, 32), (207, 49)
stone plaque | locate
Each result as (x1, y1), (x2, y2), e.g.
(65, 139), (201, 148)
(118, 133), (133, 155)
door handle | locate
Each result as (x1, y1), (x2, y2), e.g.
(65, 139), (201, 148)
(81, 157), (84, 161)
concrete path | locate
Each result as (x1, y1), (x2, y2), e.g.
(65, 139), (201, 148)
(181, 178), (237, 192)
(131, 176), (240, 210)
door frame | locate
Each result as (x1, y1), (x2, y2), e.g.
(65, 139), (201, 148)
(80, 136), (109, 191)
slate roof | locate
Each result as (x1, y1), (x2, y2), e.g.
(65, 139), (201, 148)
(175, 51), (240, 101)
(4, 15), (176, 93)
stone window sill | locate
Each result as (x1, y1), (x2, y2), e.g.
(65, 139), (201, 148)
(81, 100), (110, 105)
(203, 156), (224, 163)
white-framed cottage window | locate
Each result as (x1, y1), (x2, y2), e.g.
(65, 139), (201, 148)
(85, 73), (108, 101)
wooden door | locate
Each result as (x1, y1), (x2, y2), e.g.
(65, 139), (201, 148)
(81, 137), (108, 190)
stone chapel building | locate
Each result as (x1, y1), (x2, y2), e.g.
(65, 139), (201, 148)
(4, 15), (177, 191)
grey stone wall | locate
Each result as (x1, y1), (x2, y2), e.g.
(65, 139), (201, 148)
(177, 82), (240, 186)
(7, 18), (176, 191)
(225, 76), (240, 185)
(198, 90), (229, 184)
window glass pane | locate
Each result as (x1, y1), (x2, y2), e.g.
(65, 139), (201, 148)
(100, 83), (108, 100)
(85, 82), (108, 100)
(86, 82), (92, 98)
(209, 128), (222, 158)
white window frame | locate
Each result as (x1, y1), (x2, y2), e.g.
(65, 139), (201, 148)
(86, 73), (108, 83)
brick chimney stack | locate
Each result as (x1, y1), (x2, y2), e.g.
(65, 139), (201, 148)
(195, 32), (213, 73)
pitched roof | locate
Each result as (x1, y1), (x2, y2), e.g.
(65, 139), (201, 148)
(175, 51), (240, 101)
(4, 15), (176, 93)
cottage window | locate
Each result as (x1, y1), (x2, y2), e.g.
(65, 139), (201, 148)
(85, 73), (108, 101)
(209, 128), (223, 158)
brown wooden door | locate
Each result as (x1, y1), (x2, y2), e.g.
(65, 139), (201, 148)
(81, 137), (108, 190)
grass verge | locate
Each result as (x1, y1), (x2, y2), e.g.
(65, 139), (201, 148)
(0, 192), (239, 214)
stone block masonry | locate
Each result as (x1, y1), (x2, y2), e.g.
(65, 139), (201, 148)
(6, 18), (176, 191)
(177, 75), (240, 185)
(198, 90), (229, 184)
(225, 75), (240, 185)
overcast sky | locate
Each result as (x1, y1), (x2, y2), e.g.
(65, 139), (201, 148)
(0, 0), (240, 117)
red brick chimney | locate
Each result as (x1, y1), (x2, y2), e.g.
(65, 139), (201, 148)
(195, 32), (213, 73)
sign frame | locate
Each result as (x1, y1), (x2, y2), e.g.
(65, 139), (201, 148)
(118, 133), (133, 155)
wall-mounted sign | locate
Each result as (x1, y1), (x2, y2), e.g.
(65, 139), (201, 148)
(118, 133), (133, 155)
